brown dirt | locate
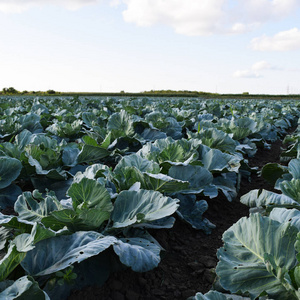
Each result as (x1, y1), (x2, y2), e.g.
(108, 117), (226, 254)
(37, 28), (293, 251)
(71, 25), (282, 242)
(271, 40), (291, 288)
(67, 138), (286, 300)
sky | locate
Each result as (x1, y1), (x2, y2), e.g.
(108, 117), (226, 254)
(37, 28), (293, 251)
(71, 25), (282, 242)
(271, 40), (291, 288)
(0, 0), (300, 94)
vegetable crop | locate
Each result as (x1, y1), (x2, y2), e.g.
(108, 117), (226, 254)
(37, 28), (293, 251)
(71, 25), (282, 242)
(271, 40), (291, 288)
(0, 95), (299, 299)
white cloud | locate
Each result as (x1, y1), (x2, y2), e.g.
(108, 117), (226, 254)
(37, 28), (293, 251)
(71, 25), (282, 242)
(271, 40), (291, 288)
(233, 60), (282, 78)
(122, 0), (225, 36)
(120, 0), (300, 36)
(288, 68), (300, 72)
(252, 61), (272, 71)
(233, 0), (299, 23)
(233, 70), (261, 79)
(1, 0), (300, 37)
(252, 60), (282, 71)
(0, 0), (98, 13)
(251, 28), (300, 51)
(230, 22), (258, 34)
(109, 0), (121, 7)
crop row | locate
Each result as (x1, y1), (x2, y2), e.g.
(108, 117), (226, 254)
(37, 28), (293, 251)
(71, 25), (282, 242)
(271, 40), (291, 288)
(0, 96), (299, 299)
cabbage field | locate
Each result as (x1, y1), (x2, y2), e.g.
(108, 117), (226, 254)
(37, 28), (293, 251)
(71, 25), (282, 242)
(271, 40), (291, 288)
(0, 95), (300, 299)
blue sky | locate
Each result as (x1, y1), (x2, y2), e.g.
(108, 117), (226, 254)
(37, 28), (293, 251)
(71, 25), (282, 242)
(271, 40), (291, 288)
(0, 0), (300, 94)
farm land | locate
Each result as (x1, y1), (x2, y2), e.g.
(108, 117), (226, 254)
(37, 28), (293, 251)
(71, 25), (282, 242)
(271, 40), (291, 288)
(0, 95), (300, 300)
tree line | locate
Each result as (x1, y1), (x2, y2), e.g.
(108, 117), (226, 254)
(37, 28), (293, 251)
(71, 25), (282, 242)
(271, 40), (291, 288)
(1, 87), (56, 95)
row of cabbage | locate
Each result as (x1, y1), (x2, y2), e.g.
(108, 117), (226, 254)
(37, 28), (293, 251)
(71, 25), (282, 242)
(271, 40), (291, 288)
(0, 96), (299, 299)
(194, 117), (300, 299)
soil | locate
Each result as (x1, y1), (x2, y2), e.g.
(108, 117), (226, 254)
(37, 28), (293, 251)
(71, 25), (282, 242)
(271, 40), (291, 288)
(68, 137), (287, 300)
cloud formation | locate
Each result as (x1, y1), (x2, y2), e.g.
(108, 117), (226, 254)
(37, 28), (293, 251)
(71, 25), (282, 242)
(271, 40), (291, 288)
(252, 61), (272, 71)
(121, 0), (300, 36)
(233, 70), (261, 79)
(233, 60), (282, 78)
(1, 0), (299, 37)
(251, 28), (300, 51)
(232, 0), (299, 23)
(122, 0), (224, 36)
(0, 0), (97, 13)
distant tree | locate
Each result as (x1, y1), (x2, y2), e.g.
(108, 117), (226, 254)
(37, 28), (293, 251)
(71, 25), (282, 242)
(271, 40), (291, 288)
(46, 89), (56, 94)
(2, 87), (19, 94)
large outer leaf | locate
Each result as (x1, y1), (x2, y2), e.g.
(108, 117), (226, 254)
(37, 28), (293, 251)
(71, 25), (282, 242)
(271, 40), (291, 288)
(29, 134), (58, 149)
(269, 207), (300, 231)
(0, 184), (22, 210)
(158, 141), (197, 163)
(188, 128), (237, 154)
(240, 189), (300, 211)
(0, 142), (21, 160)
(46, 120), (82, 138)
(138, 127), (167, 142)
(0, 214), (34, 232)
(261, 163), (288, 186)
(193, 291), (227, 300)
(279, 179), (300, 202)
(288, 159), (300, 179)
(162, 116), (183, 139)
(137, 137), (199, 165)
(114, 153), (160, 174)
(15, 129), (33, 150)
(14, 191), (62, 222)
(0, 222), (60, 280)
(41, 209), (77, 231)
(0, 227), (10, 251)
(62, 146), (80, 167)
(27, 156), (67, 180)
(76, 209), (111, 229)
(133, 216), (175, 229)
(143, 172), (189, 194)
(213, 174), (237, 202)
(107, 110), (135, 138)
(176, 194), (215, 234)
(29, 222), (58, 244)
(0, 244), (26, 281)
(0, 276), (49, 300)
(77, 145), (110, 164)
(144, 113), (182, 139)
(30, 177), (73, 201)
(13, 232), (35, 253)
(216, 214), (298, 299)
(73, 163), (110, 181)
(192, 291), (250, 300)
(113, 166), (145, 191)
(67, 178), (113, 211)
(201, 149), (241, 173)
(168, 165), (213, 194)
(43, 208), (111, 232)
(19, 113), (42, 133)
(41, 179), (113, 231)
(0, 157), (22, 189)
(167, 138), (200, 164)
(111, 189), (179, 228)
(230, 117), (256, 140)
(21, 231), (117, 276)
(82, 111), (98, 128)
(113, 237), (161, 272)
(295, 232), (300, 263)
